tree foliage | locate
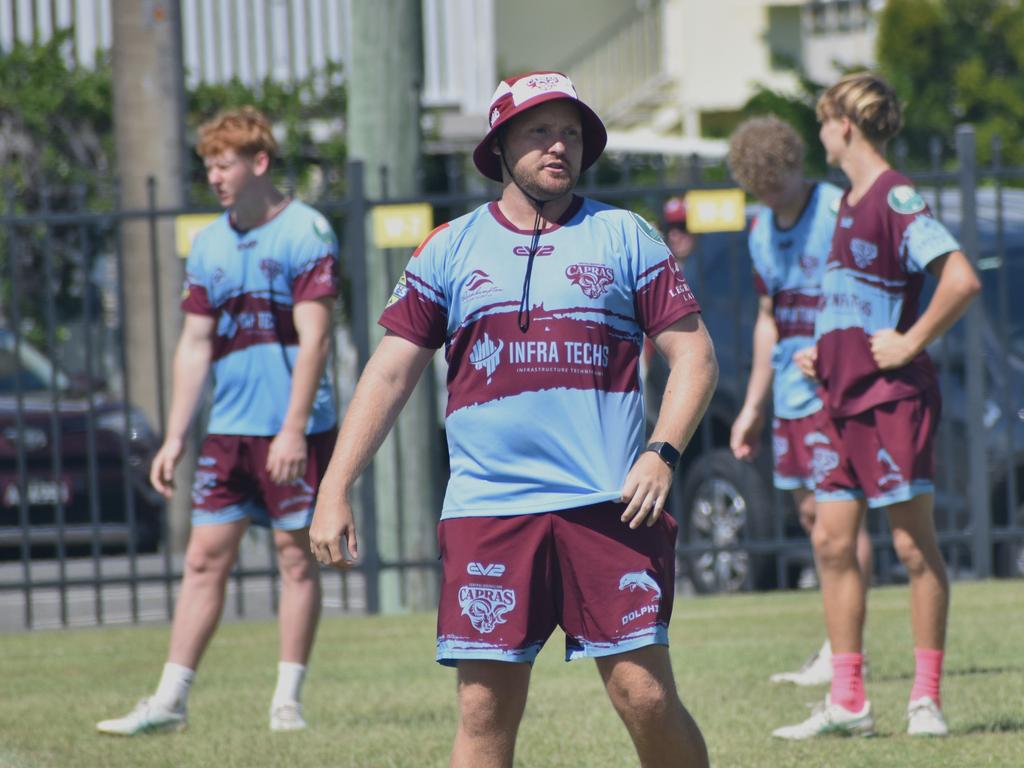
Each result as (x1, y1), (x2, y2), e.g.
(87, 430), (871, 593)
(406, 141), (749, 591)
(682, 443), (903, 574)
(187, 63), (347, 204)
(0, 30), (347, 346)
(877, 0), (1024, 165)
(738, 73), (829, 178)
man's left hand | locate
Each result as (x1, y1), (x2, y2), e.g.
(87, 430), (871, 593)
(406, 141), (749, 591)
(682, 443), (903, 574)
(266, 428), (308, 484)
(870, 328), (917, 370)
(619, 452), (674, 529)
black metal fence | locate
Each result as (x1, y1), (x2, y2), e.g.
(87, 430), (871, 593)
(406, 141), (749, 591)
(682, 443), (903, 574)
(0, 125), (1021, 630)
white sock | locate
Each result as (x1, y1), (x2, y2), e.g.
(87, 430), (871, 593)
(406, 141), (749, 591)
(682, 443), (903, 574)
(272, 662), (307, 708)
(153, 662), (195, 712)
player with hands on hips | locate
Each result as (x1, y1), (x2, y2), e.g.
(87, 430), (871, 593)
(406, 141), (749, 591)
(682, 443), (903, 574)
(726, 116), (873, 687)
(772, 73), (980, 741)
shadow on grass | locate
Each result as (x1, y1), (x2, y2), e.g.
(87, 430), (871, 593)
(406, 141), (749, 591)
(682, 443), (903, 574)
(870, 664), (1022, 683)
(959, 717), (1024, 736)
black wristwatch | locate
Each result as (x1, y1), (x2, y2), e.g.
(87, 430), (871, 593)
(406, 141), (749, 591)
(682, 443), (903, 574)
(644, 441), (681, 471)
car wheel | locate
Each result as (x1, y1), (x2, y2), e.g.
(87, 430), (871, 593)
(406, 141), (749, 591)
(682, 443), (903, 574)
(677, 448), (776, 594)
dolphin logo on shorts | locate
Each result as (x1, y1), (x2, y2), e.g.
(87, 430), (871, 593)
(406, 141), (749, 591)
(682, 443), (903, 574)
(618, 571), (662, 600)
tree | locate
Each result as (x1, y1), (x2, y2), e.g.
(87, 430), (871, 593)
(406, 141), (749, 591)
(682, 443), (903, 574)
(738, 73), (829, 178)
(877, 0), (1024, 166)
(0, 31), (347, 350)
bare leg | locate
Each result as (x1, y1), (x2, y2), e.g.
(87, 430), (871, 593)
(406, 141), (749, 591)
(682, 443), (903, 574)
(450, 661), (531, 768)
(167, 519), (249, 669)
(887, 494), (948, 650)
(812, 499), (867, 654)
(796, 489), (873, 591)
(596, 645), (709, 768)
(273, 527), (322, 663)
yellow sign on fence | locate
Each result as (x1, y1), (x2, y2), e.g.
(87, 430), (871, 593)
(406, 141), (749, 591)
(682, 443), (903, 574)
(684, 189), (747, 233)
(372, 203), (434, 248)
(175, 214), (219, 258)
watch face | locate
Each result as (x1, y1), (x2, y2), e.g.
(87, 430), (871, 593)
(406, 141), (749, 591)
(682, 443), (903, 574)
(648, 442), (679, 468)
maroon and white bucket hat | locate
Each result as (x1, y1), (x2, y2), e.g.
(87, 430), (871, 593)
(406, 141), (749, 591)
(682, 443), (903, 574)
(472, 71), (608, 182)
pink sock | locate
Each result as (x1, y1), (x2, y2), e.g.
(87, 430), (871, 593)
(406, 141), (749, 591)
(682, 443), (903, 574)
(830, 653), (866, 713)
(910, 648), (944, 707)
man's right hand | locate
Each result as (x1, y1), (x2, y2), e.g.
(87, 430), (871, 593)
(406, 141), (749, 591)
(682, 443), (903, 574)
(794, 345), (818, 380)
(149, 437), (185, 498)
(309, 483), (359, 569)
(730, 406), (764, 461)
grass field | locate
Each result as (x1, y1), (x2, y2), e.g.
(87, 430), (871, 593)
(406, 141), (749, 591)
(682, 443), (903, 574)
(1, 579), (1021, 767)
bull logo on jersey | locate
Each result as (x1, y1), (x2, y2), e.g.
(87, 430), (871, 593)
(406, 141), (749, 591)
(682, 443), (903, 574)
(877, 448), (905, 488)
(470, 333), (503, 384)
(566, 263), (615, 299)
(850, 238), (879, 269)
(618, 571), (662, 599)
(459, 585), (516, 634)
(260, 259), (283, 281)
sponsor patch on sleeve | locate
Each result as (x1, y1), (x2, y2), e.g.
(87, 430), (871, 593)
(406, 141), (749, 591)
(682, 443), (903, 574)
(629, 212), (666, 246)
(385, 273), (409, 308)
(887, 185), (926, 215)
(312, 214), (335, 245)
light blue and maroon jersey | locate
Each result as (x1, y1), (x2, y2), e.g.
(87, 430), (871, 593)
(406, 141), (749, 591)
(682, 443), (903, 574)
(182, 200), (339, 436)
(379, 196), (701, 519)
(749, 182), (842, 419)
(815, 169), (960, 416)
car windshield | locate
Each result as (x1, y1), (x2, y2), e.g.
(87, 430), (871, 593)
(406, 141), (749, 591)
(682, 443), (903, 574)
(0, 336), (70, 393)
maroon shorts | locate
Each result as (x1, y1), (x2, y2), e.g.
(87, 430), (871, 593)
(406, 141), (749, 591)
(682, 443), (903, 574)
(191, 429), (337, 530)
(435, 502), (678, 666)
(772, 413), (821, 491)
(812, 389), (940, 509)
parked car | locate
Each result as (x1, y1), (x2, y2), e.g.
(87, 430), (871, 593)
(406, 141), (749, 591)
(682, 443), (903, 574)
(666, 188), (1024, 593)
(0, 330), (164, 557)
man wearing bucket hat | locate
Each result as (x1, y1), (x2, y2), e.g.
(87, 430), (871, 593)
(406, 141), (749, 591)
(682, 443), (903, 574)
(310, 71), (716, 766)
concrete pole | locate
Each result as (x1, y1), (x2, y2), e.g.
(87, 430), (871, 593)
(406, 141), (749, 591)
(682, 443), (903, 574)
(348, 0), (440, 612)
(111, 1), (191, 552)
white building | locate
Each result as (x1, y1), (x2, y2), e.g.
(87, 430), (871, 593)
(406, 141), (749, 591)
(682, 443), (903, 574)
(0, 0), (883, 157)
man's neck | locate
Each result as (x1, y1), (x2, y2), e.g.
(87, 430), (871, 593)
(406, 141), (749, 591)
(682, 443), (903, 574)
(231, 183), (288, 231)
(841, 145), (890, 206)
(497, 184), (574, 230)
(773, 181), (813, 229)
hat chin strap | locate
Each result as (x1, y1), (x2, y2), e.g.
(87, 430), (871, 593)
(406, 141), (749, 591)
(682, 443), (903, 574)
(498, 139), (550, 334)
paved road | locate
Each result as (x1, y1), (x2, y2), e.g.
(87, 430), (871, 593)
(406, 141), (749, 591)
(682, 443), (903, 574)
(0, 528), (365, 632)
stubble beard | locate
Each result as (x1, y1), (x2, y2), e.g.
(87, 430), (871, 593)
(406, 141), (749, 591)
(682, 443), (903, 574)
(516, 163), (578, 203)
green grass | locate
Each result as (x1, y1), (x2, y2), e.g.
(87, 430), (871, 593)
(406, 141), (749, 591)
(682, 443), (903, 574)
(1, 580), (1022, 767)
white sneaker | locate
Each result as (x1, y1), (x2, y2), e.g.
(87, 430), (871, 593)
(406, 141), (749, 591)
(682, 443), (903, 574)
(770, 640), (833, 686)
(96, 697), (187, 736)
(772, 695), (875, 740)
(270, 701), (307, 732)
(907, 696), (948, 736)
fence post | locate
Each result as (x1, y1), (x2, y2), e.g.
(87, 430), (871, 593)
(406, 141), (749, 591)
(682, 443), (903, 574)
(956, 124), (991, 579)
(345, 160), (380, 613)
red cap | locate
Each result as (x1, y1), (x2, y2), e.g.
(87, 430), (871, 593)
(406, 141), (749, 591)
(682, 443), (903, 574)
(473, 71), (608, 183)
(662, 196), (688, 229)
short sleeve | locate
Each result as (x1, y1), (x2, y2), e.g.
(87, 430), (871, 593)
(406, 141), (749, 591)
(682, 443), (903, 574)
(290, 211), (340, 302)
(886, 184), (960, 272)
(629, 212), (701, 337)
(378, 223), (451, 349)
(181, 236), (214, 316)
